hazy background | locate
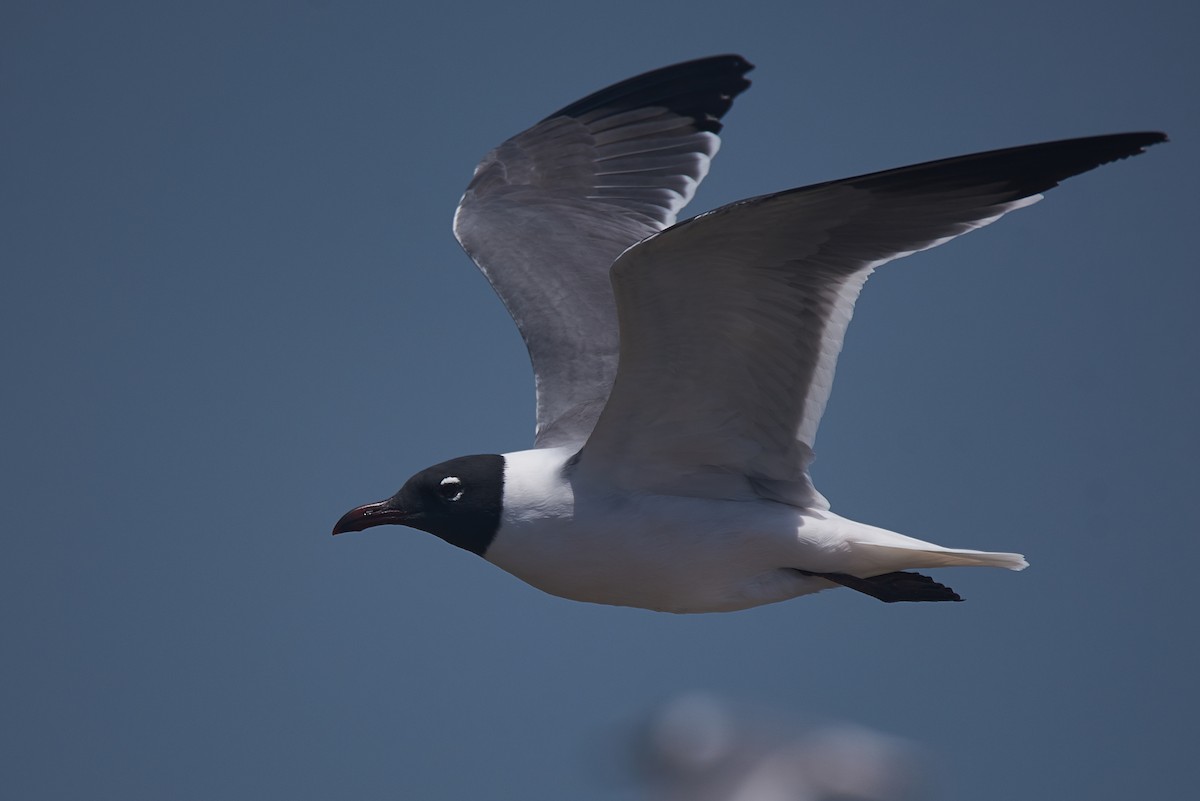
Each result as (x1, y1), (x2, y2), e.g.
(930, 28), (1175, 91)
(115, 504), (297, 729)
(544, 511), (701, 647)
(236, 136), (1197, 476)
(4, 1), (1197, 799)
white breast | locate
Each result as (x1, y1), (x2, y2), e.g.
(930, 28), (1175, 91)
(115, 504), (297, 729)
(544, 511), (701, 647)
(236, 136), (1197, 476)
(486, 448), (831, 612)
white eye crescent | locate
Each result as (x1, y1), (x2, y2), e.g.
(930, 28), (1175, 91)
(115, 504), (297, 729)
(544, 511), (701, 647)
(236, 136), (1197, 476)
(438, 476), (464, 502)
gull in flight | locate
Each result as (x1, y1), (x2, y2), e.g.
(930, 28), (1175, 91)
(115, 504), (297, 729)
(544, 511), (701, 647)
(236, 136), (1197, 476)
(333, 55), (1164, 612)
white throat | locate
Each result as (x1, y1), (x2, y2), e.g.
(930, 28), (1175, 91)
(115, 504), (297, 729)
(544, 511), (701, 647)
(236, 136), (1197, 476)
(500, 447), (576, 527)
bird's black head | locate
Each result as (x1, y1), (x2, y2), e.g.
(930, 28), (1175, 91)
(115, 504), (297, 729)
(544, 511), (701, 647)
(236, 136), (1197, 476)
(332, 454), (505, 556)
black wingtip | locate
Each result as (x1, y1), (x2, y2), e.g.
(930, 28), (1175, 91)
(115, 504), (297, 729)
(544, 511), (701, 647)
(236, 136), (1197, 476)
(1064, 130), (1168, 165)
(544, 54), (755, 134)
(870, 571), (964, 603)
(809, 570), (964, 603)
(1123, 131), (1169, 149)
(830, 130), (1168, 202)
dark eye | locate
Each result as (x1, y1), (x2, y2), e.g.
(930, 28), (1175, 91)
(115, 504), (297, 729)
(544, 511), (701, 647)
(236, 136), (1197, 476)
(437, 476), (464, 502)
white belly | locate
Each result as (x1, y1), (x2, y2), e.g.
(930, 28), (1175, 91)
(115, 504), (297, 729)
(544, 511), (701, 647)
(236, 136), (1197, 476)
(485, 491), (839, 613)
(483, 448), (1013, 612)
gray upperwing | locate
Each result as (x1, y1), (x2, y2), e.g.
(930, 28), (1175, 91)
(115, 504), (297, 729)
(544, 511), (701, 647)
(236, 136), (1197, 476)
(452, 55), (753, 449)
(578, 132), (1166, 505)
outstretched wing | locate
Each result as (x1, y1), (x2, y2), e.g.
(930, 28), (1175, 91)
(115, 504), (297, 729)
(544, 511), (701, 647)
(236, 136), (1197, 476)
(577, 133), (1166, 507)
(452, 55), (753, 448)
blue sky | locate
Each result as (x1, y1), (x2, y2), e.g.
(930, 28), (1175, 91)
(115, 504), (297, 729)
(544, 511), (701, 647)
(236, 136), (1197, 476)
(4, 1), (1197, 799)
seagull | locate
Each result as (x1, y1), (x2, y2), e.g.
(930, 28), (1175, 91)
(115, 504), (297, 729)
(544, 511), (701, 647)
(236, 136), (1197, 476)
(333, 55), (1164, 612)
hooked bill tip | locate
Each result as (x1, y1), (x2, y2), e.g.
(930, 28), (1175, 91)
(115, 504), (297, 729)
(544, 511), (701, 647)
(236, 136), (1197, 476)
(331, 500), (397, 536)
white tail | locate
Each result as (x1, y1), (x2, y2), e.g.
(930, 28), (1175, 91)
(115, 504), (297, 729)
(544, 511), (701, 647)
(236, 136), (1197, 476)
(851, 541), (1029, 573)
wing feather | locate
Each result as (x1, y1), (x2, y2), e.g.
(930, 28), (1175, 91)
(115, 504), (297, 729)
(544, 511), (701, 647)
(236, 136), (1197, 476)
(452, 56), (754, 448)
(577, 132), (1166, 506)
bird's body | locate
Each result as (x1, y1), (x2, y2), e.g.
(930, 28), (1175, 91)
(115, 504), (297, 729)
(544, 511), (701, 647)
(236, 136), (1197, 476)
(490, 447), (1022, 612)
(333, 55), (1164, 612)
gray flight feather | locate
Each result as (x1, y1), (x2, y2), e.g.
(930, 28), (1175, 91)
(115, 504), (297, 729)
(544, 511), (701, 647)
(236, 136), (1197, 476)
(452, 56), (753, 448)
